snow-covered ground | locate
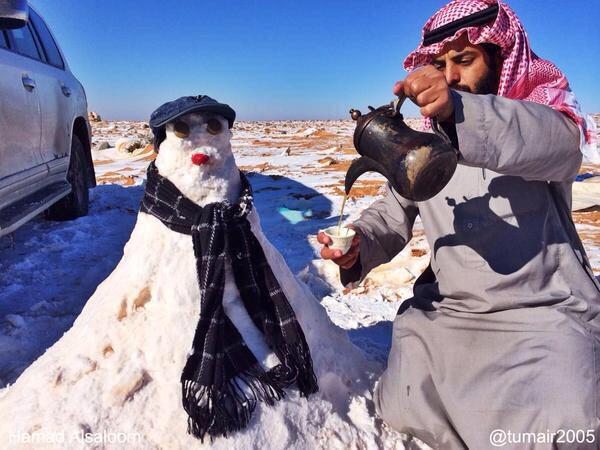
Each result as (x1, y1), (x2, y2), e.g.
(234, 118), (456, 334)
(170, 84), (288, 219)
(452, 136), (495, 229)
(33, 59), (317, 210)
(0, 117), (598, 449)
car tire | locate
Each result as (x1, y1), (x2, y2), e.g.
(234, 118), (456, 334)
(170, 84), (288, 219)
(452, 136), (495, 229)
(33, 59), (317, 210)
(45, 135), (89, 221)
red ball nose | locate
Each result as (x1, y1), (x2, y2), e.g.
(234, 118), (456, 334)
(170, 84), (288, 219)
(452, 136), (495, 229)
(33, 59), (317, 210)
(191, 153), (210, 165)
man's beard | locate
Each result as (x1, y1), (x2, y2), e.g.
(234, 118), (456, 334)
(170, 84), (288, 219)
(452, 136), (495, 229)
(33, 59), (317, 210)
(452, 67), (499, 95)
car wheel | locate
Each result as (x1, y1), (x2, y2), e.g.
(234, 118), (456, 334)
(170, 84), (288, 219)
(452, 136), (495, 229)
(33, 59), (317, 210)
(45, 135), (89, 221)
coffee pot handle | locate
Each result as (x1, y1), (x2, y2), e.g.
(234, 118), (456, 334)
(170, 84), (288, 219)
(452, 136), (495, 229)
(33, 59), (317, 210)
(392, 93), (407, 115)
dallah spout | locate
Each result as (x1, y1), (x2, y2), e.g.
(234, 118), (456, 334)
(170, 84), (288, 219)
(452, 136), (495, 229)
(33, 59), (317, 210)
(344, 156), (388, 195)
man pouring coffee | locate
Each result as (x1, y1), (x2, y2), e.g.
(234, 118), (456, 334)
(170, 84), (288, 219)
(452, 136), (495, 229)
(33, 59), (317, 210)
(318, 0), (600, 448)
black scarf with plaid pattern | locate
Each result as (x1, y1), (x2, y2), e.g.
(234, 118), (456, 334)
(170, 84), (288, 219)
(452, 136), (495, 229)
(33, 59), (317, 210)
(140, 162), (318, 441)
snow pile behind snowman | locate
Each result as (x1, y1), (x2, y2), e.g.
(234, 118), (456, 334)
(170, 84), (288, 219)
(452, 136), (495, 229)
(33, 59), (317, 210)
(0, 99), (401, 449)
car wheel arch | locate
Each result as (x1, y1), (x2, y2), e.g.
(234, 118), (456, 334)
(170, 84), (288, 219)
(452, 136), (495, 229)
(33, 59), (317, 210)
(71, 116), (96, 188)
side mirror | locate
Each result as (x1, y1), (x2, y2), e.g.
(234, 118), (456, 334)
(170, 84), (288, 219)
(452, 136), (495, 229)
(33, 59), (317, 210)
(0, 0), (28, 29)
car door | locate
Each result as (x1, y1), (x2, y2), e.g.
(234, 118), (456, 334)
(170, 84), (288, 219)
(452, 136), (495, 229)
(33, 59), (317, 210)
(0, 26), (44, 188)
(28, 8), (71, 178)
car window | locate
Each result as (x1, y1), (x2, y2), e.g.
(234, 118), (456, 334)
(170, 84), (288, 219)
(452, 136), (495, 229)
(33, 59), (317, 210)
(8, 24), (41, 59)
(0, 31), (7, 49)
(29, 9), (64, 68)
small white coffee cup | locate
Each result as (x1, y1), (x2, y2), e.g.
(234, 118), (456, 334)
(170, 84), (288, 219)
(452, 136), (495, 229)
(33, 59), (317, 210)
(323, 226), (356, 255)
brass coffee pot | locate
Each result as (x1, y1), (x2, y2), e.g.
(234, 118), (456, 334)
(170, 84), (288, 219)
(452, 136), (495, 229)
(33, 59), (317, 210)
(346, 96), (458, 202)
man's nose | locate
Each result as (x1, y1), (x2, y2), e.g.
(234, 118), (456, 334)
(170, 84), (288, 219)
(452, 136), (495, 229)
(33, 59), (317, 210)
(444, 64), (461, 86)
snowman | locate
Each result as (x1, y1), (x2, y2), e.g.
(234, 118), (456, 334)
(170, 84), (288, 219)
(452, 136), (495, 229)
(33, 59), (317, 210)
(0, 96), (393, 449)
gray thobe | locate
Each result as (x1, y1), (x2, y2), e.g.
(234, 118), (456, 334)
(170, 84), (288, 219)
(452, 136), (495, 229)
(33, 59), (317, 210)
(342, 91), (600, 449)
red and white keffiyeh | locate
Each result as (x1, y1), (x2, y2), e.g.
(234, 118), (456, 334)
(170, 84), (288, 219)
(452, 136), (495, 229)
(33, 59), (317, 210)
(404, 0), (597, 159)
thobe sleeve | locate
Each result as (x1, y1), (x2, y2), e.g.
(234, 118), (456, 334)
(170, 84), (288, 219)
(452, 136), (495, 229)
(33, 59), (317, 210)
(446, 90), (582, 182)
(340, 183), (419, 287)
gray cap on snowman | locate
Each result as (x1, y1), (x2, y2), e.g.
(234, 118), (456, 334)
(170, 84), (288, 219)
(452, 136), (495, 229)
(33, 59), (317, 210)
(149, 95), (236, 151)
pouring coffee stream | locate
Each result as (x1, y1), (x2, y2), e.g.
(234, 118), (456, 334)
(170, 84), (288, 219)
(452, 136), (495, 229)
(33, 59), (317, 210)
(344, 95), (459, 202)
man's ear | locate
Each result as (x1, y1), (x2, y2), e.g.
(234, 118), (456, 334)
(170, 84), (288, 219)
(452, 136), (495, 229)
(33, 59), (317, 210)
(480, 43), (503, 75)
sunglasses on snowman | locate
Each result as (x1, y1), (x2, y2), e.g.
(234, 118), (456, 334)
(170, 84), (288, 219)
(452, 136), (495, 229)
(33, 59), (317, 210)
(172, 118), (223, 139)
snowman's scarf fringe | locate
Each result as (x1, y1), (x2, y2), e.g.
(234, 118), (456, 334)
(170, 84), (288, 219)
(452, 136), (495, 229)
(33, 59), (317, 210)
(181, 364), (286, 442)
(182, 341), (318, 441)
(140, 162), (318, 441)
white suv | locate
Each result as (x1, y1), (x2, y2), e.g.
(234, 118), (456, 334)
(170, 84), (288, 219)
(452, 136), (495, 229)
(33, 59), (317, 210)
(0, 1), (95, 237)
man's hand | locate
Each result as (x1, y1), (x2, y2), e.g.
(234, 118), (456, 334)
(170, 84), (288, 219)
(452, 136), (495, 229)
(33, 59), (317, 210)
(393, 65), (454, 122)
(317, 224), (360, 270)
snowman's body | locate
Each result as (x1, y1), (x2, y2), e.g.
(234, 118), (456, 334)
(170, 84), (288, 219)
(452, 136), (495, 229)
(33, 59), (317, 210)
(149, 112), (279, 368)
(0, 113), (392, 449)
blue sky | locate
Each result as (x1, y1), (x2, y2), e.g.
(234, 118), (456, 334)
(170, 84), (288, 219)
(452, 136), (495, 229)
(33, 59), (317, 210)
(31, 0), (600, 121)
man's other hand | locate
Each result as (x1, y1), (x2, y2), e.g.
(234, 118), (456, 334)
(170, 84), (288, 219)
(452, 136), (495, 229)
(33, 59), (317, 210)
(317, 224), (360, 270)
(393, 65), (454, 122)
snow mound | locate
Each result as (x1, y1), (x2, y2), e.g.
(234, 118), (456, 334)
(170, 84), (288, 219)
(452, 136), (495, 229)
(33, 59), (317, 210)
(0, 210), (408, 449)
